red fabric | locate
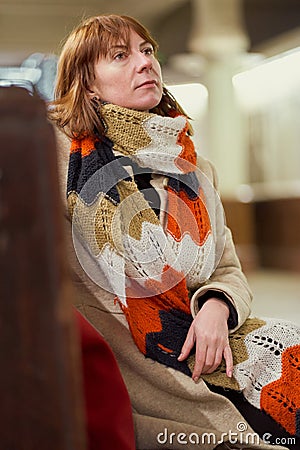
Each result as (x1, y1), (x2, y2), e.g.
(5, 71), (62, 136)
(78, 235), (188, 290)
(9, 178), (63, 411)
(75, 309), (136, 450)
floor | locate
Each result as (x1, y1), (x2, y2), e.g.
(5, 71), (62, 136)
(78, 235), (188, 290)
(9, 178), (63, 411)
(246, 269), (300, 325)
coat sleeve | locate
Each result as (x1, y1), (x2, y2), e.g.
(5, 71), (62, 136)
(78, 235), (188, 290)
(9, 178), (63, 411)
(190, 157), (252, 332)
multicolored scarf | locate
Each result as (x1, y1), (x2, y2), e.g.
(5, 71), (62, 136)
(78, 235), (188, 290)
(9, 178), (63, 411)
(67, 103), (300, 439)
(67, 103), (224, 375)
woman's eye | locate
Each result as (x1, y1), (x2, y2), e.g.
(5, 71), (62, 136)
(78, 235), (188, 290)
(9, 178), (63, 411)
(142, 47), (154, 55)
(114, 52), (126, 60)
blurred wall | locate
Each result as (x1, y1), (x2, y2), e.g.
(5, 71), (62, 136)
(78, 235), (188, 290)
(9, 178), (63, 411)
(0, 0), (186, 65)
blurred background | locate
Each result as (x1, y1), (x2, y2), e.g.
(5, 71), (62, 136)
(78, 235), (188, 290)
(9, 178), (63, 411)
(1, 0), (299, 323)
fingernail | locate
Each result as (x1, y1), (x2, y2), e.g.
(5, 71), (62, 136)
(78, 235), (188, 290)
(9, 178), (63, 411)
(193, 376), (199, 383)
(227, 370), (232, 378)
(177, 353), (183, 360)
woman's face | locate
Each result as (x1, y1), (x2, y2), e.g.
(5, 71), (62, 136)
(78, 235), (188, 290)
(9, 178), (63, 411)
(89, 29), (163, 111)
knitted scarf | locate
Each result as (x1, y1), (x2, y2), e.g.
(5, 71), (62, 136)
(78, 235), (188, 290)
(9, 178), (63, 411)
(67, 103), (223, 372)
(67, 103), (300, 439)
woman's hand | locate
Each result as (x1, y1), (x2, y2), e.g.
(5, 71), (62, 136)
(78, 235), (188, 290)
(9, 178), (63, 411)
(178, 298), (233, 382)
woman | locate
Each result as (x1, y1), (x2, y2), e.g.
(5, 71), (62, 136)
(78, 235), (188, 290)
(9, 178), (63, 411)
(51, 14), (300, 450)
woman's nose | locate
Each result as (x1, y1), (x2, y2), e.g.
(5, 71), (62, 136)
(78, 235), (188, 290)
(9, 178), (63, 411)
(136, 53), (152, 72)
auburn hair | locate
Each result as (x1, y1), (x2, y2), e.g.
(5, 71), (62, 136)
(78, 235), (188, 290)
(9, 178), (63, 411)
(49, 14), (191, 138)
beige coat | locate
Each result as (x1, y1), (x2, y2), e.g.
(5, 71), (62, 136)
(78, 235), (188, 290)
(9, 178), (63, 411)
(55, 127), (287, 450)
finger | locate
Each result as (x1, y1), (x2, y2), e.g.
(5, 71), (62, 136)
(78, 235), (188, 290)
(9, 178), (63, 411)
(192, 344), (207, 382)
(178, 326), (195, 361)
(224, 343), (233, 378)
(202, 347), (223, 374)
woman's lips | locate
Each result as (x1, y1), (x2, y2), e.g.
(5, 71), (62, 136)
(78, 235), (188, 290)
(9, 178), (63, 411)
(136, 80), (157, 89)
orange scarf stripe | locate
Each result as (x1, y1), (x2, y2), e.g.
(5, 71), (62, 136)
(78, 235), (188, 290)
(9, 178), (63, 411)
(175, 122), (197, 173)
(122, 266), (191, 354)
(121, 297), (165, 355)
(166, 186), (211, 245)
(70, 136), (98, 157)
(261, 344), (300, 435)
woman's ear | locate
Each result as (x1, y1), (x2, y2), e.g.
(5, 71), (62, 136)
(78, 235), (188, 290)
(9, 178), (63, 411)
(87, 87), (99, 100)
